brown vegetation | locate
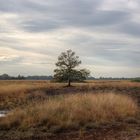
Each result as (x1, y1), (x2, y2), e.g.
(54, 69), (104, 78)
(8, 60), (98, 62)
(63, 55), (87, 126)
(0, 80), (140, 140)
(0, 80), (139, 109)
(0, 93), (138, 130)
(0, 81), (61, 109)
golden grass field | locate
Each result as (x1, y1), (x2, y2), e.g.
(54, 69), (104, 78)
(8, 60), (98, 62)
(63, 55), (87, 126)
(0, 80), (140, 140)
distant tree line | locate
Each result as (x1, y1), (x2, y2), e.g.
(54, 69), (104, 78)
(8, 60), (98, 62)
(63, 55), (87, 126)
(0, 74), (25, 80)
(0, 74), (53, 80)
(0, 74), (139, 81)
(97, 77), (139, 80)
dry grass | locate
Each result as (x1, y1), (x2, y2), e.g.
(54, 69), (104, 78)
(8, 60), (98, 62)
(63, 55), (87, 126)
(0, 80), (139, 95)
(0, 93), (138, 130)
(75, 80), (140, 90)
(0, 80), (139, 109)
(0, 80), (62, 95)
(0, 81), (62, 109)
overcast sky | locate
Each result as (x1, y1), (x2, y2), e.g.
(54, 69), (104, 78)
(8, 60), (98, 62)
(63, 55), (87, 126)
(0, 0), (140, 77)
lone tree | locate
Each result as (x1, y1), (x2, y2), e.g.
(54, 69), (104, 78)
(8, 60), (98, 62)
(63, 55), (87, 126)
(54, 49), (90, 86)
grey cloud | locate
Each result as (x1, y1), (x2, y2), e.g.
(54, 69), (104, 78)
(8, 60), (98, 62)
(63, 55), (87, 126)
(0, 0), (129, 32)
(0, 0), (47, 13)
(18, 10), (129, 32)
(0, 0), (100, 14)
(119, 21), (140, 36)
(63, 34), (140, 67)
(20, 19), (61, 32)
(64, 10), (128, 26)
(81, 48), (140, 67)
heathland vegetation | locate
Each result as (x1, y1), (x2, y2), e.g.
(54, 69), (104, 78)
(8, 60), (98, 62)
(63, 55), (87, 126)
(0, 80), (140, 139)
(1, 93), (137, 129)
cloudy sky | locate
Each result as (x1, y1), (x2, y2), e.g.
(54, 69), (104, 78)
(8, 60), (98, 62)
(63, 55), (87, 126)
(0, 0), (140, 77)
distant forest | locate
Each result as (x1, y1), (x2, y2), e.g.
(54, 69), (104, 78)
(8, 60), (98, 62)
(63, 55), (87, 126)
(0, 74), (139, 81)
(0, 74), (53, 80)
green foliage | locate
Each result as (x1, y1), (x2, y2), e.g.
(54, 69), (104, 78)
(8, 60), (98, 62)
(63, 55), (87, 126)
(54, 50), (90, 85)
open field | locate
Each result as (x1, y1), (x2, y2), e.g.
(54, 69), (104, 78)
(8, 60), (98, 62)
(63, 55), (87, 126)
(0, 80), (140, 140)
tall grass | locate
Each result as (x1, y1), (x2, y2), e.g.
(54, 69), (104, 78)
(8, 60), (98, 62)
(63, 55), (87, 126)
(0, 93), (138, 130)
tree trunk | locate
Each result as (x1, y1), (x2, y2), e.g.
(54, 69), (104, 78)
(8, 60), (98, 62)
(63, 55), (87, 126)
(68, 78), (71, 87)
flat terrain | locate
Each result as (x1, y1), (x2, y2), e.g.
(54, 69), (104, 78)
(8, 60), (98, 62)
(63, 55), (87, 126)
(0, 80), (140, 140)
